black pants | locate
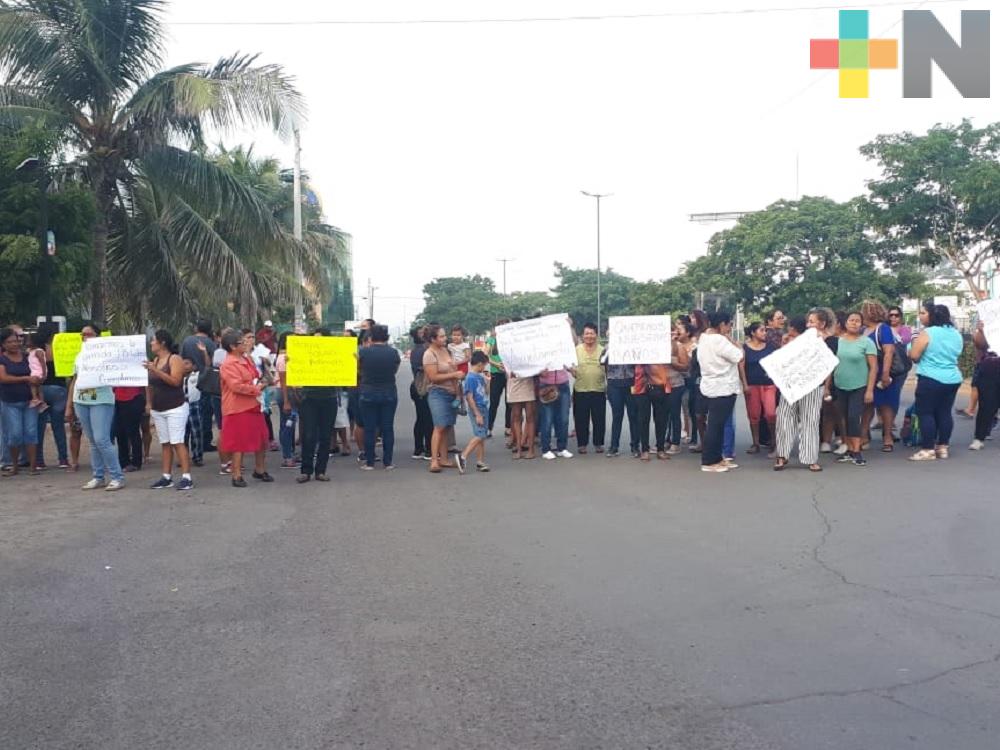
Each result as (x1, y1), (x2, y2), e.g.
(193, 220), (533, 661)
(974, 368), (1000, 441)
(666, 385), (685, 446)
(686, 377), (700, 443)
(410, 382), (433, 456)
(702, 394), (737, 465)
(489, 371), (509, 432)
(113, 394), (145, 470)
(573, 391), (606, 448)
(837, 387), (866, 439)
(300, 396), (337, 476)
(634, 389), (669, 452)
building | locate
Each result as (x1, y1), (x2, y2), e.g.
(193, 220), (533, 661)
(313, 223), (354, 329)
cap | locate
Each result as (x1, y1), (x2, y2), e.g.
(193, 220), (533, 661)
(263, 320), (274, 327)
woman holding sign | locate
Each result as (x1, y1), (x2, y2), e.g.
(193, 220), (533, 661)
(0, 327), (41, 476)
(219, 330), (272, 487)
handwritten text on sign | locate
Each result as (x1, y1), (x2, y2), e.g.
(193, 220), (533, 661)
(495, 315), (577, 378)
(74, 335), (148, 389)
(977, 299), (1000, 352)
(285, 336), (358, 387)
(607, 316), (672, 365)
(52, 331), (110, 377)
(760, 330), (838, 405)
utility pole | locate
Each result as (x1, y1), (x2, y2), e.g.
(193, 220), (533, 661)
(367, 278), (377, 320)
(496, 257), (515, 296)
(581, 191), (611, 335)
(292, 127), (306, 333)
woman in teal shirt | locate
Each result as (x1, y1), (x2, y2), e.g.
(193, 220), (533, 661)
(908, 302), (964, 461)
(833, 311), (877, 466)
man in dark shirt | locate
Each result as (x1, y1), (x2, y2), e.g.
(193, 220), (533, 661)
(180, 319), (217, 451)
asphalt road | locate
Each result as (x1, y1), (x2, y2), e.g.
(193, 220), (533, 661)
(2, 379), (999, 749)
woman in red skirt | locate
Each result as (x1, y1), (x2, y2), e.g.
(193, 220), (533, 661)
(219, 329), (273, 487)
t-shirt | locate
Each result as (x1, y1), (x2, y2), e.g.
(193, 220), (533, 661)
(212, 348), (227, 368)
(697, 333), (743, 398)
(915, 326), (963, 385)
(834, 336), (877, 391)
(869, 323), (897, 379)
(422, 347), (457, 394)
(464, 371), (489, 412)
(410, 344), (427, 376)
(72, 355), (115, 406)
(180, 334), (216, 372)
(743, 343), (775, 386)
(574, 344), (606, 392)
(358, 345), (401, 394)
(486, 336), (502, 374)
(0, 354), (31, 402)
(448, 342), (471, 374)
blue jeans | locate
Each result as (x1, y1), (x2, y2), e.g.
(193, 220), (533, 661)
(76, 403), (124, 482)
(1, 400), (39, 448)
(723, 412), (735, 459)
(360, 390), (398, 467)
(914, 375), (961, 449)
(539, 382), (571, 453)
(279, 409), (297, 461)
(607, 380), (639, 453)
(37, 384), (68, 465)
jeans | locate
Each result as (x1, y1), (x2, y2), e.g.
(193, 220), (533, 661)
(113, 393), (145, 469)
(723, 413), (735, 459)
(410, 382), (433, 456)
(77, 402), (124, 482)
(666, 384), (686, 446)
(975, 369), (1000, 441)
(634, 389), (669, 452)
(37, 384), (68, 464)
(914, 375), (960, 449)
(538, 382), (571, 453)
(300, 396), (337, 476)
(607, 379), (639, 453)
(686, 377), (700, 443)
(279, 408), (298, 461)
(573, 390), (606, 448)
(702, 394), (737, 466)
(208, 394), (223, 430)
(185, 399), (205, 464)
(360, 389), (398, 467)
(1, 400), (38, 448)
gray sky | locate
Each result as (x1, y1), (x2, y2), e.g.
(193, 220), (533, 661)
(162, 0), (998, 329)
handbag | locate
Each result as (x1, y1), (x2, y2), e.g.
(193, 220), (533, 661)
(197, 366), (221, 396)
(538, 384), (559, 404)
(876, 325), (911, 378)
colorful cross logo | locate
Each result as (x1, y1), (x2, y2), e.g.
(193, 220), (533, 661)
(810, 10), (899, 98)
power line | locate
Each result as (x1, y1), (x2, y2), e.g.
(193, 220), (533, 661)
(168, 0), (967, 27)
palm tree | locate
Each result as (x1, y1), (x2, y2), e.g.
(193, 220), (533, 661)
(0, 0), (306, 324)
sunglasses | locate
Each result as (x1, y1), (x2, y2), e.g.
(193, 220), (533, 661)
(888, 312), (901, 317)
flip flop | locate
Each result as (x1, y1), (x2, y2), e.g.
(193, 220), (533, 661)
(773, 458), (788, 471)
(881, 444), (894, 452)
(809, 464), (823, 472)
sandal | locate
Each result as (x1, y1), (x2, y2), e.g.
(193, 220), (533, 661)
(640, 452), (651, 462)
(773, 457), (788, 471)
(809, 464), (823, 472)
(656, 450), (670, 460)
(881, 444), (894, 453)
(429, 464), (442, 473)
(746, 445), (760, 454)
(578, 447), (587, 454)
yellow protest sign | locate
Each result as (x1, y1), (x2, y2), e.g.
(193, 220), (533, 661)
(285, 335), (357, 387)
(52, 331), (111, 377)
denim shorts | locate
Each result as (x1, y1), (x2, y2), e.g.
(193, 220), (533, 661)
(427, 388), (457, 427)
(469, 412), (488, 439)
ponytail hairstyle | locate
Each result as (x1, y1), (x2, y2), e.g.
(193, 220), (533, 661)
(744, 321), (764, 338)
(153, 328), (178, 355)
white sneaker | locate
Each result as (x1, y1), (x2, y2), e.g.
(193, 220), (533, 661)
(833, 443), (849, 456)
(666, 445), (681, 455)
(105, 479), (125, 491)
(542, 451), (557, 460)
(819, 442), (832, 453)
(701, 464), (729, 473)
(909, 449), (937, 461)
(723, 458), (740, 469)
(82, 478), (104, 490)
(970, 439), (985, 451)
(557, 449), (574, 459)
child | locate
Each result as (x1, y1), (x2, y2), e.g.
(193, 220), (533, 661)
(447, 325), (471, 416)
(333, 388), (351, 456)
(456, 351), (491, 473)
(27, 332), (48, 413)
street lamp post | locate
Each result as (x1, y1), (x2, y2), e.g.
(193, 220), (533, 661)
(496, 257), (515, 297)
(580, 191), (612, 335)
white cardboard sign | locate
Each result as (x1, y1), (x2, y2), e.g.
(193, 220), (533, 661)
(74, 335), (148, 389)
(760, 330), (838, 405)
(976, 299), (1000, 352)
(495, 315), (577, 378)
(607, 316), (672, 365)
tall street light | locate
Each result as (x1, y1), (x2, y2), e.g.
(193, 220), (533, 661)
(580, 191), (612, 335)
(496, 257), (515, 297)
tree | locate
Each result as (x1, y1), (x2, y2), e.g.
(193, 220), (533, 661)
(685, 197), (928, 314)
(550, 262), (635, 331)
(0, 0), (305, 324)
(629, 276), (697, 316)
(415, 275), (502, 335)
(861, 120), (1000, 298)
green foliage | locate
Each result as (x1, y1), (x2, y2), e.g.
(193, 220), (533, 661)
(861, 120), (1000, 297)
(416, 275), (502, 335)
(549, 262), (633, 327)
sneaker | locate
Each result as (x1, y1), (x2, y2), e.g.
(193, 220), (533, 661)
(280, 458), (298, 469)
(476, 463), (490, 472)
(666, 445), (681, 456)
(630, 450), (641, 458)
(557, 449), (574, 459)
(852, 455), (868, 467)
(605, 449), (619, 458)
(150, 476), (174, 489)
(909, 449), (937, 461)
(176, 477), (194, 491)
(82, 478), (104, 490)
(383, 465), (395, 472)
(268, 440), (279, 452)
(836, 453), (854, 463)
(833, 443), (849, 456)
(58, 459), (71, 469)
(231, 477), (247, 488)
(455, 454), (466, 474)
(219, 462), (232, 475)
(411, 453), (424, 460)
(105, 479), (125, 492)
(360, 464), (375, 471)
(542, 451), (557, 460)
(970, 439), (985, 451)
(722, 458), (739, 469)
(819, 442), (832, 454)
(251, 472), (274, 482)
(701, 464), (729, 473)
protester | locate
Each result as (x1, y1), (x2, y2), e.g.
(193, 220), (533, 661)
(113, 385), (146, 472)
(573, 322), (606, 454)
(833, 312), (877, 467)
(908, 303), (963, 461)
(813, 308), (844, 454)
(182, 346), (208, 468)
(275, 332), (299, 470)
(296, 328), (340, 482)
(504, 321), (537, 459)
(66, 323), (125, 490)
(408, 327), (433, 460)
(862, 300), (904, 452)
(357, 324), (401, 471)
(675, 317), (696, 445)
(887, 305), (912, 344)
(663, 336), (690, 455)
(970, 320), (999, 451)
(539, 339), (574, 463)
(632, 362), (671, 461)
(422, 324), (464, 473)
(486, 318), (511, 438)
(738, 322), (777, 454)
(36, 329), (69, 469)
(219, 329), (271, 486)
(764, 309), (786, 350)
(697, 311), (744, 472)
(0, 326), (41, 476)
(256, 319), (278, 355)
(773, 312), (827, 473)
(144, 329), (193, 490)
(687, 310), (709, 453)
(181, 318), (217, 450)
(604, 354), (638, 459)
(457, 351), (491, 473)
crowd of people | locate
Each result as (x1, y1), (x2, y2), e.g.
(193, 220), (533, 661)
(0, 298), (996, 488)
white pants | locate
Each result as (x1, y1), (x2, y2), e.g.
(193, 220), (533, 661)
(151, 403), (190, 445)
(776, 385), (823, 465)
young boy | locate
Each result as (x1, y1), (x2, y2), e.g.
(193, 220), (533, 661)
(456, 351), (491, 473)
(447, 325), (471, 417)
